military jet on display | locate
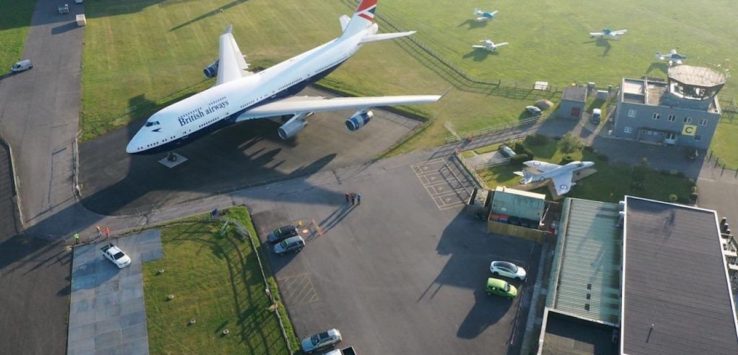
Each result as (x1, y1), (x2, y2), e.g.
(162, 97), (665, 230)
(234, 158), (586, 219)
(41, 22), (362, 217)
(656, 49), (687, 66)
(473, 9), (498, 22)
(515, 160), (595, 196)
(126, 0), (441, 154)
(589, 28), (628, 39)
(472, 39), (509, 52)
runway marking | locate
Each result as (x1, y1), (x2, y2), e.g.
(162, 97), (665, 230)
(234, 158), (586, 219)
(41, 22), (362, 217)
(412, 158), (474, 210)
(278, 273), (319, 305)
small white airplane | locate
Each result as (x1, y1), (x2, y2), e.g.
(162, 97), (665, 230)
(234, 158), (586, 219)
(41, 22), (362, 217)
(126, 0), (441, 154)
(656, 49), (687, 66)
(473, 9), (498, 22)
(589, 28), (627, 40)
(515, 160), (595, 196)
(472, 39), (509, 52)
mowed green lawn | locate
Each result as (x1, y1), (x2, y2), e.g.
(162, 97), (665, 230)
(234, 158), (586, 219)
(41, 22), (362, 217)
(476, 137), (694, 203)
(81, 0), (738, 157)
(0, 0), (36, 71)
(143, 207), (296, 354)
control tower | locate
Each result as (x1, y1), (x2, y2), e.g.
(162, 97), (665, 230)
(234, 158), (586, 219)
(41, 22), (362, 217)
(661, 65), (727, 111)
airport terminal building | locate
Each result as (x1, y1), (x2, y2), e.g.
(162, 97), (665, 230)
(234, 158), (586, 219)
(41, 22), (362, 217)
(612, 65), (725, 150)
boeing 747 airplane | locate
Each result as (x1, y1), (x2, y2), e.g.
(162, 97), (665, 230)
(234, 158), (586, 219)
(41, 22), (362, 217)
(126, 0), (441, 154)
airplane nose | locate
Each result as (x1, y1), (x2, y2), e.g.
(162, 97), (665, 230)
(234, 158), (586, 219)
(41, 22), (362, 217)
(126, 132), (141, 154)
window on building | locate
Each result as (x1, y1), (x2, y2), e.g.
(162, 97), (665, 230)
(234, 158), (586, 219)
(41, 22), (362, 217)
(652, 113), (660, 120)
(684, 116), (692, 123)
(624, 126), (633, 134)
(627, 109), (637, 118)
(667, 114), (676, 122)
(699, 119), (707, 126)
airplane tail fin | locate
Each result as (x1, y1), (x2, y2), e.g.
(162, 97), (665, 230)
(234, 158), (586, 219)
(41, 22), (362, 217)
(340, 0), (377, 38)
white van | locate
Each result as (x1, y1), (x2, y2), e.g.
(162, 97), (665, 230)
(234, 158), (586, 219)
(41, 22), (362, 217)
(10, 59), (33, 73)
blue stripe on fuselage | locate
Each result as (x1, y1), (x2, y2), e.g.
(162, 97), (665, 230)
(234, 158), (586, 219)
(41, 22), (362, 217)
(131, 60), (346, 155)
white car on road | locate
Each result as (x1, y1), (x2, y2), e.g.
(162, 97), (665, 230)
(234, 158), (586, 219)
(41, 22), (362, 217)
(301, 328), (342, 353)
(490, 260), (526, 281)
(101, 243), (132, 269)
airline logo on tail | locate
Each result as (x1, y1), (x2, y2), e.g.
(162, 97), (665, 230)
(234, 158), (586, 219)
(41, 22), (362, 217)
(356, 0), (377, 21)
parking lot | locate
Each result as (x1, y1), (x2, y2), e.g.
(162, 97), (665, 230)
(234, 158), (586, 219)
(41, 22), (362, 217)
(244, 151), (540, 354)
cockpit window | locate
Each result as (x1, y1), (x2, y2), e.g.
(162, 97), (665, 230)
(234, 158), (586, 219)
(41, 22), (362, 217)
(145, 121), (160, 127)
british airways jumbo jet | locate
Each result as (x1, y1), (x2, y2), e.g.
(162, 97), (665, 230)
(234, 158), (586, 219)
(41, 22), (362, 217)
(126, 0), (441, 154)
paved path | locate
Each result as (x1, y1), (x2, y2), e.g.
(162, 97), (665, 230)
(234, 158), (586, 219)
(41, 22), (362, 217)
(0, 0), (83, 227)
(67, 230), (161, 355)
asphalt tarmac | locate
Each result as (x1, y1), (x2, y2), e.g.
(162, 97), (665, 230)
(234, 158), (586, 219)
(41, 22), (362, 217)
(78, 87), (420, 216)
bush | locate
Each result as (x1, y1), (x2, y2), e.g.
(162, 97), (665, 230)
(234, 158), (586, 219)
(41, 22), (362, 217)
(560, 155), (574, 164)
(559, 133), (583, 153)
(513, 142), (534, 157)
(668, 194), (678, 202)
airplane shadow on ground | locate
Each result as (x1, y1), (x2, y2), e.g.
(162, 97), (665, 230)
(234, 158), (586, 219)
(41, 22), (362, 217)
(463, 49), (496, 62)
(458, 19), (488, 30)
(583, 38), (612, 56)
(646, 61), (669, 75)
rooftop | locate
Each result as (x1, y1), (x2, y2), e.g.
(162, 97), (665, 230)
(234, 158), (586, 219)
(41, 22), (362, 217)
(561, 86), (587, 102)
(622, 197), (738, 355)
(620, 77), (719, 112)
(491, 187), (546, 221)
(668, 65), (726, 88)
(540, 310), (618, 355)
(547, 198), (622, 324)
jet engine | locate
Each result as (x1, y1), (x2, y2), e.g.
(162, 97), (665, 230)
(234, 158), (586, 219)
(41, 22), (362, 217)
(345, 110), (374, 131)
(203, 59), (219, 78)
(277, 113), (310, 140)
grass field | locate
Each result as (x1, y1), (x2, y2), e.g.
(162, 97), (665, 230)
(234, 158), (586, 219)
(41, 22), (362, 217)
(476, 137), (694, 203)
(0, 0), (36, 71)
(143, 207), (297, 354)
(80, 0), (738, 156)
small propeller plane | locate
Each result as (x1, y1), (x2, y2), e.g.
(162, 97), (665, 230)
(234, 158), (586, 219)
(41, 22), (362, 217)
(589, 28), (627, 39)
(656, 49), (687, 66)
(472, 39), (509, 52)
(473, 8), (498, 22)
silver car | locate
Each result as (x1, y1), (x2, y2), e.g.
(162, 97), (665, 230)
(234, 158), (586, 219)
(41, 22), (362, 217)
(301, 328), (342, 353)
(489, 260), (526, 281)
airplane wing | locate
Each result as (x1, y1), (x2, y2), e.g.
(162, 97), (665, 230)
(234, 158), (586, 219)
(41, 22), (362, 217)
(496, 42), (509, 47)
(589, 32), (604, 37)
(472, 45), (486, 49)
(524, 160), (560, 173)
(551, 171), (574, 196)
(236, 95), (442, 121)
(216, 25), (252, 86)
(613, 29), (627, 35)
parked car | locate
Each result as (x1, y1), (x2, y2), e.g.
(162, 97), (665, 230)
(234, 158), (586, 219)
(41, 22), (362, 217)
(267, 224), (299, 244)
(10, 59), (33, 73)
(490, 260), (527, 281)
(498, 144), (517, 158)
(591, 108), (602, 124)
(486, 277), (518, 299)
(273, 236), (305, 255)
(301, 328), (342, 353)
(322, 346), (356, 355)
(101, 243), (132, 269)
(525, 105), (542, 116)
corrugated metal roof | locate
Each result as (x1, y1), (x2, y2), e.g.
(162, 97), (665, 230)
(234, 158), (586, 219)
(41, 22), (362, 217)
(548, 198), (622, 324)
(491, 187), (545, 221)
(622, 197), (738, 355)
